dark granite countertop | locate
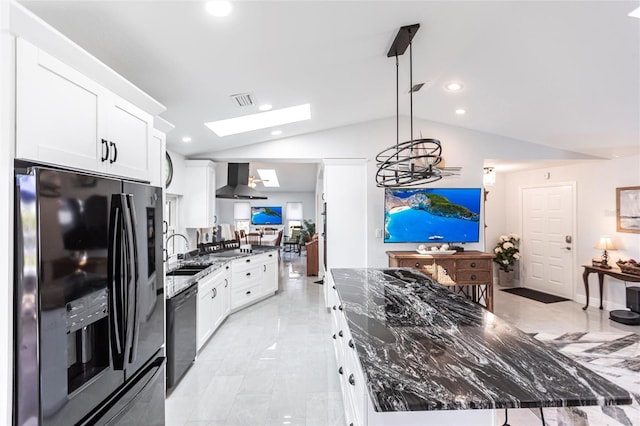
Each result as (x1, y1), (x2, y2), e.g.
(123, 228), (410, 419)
(330, 268), (632, 412)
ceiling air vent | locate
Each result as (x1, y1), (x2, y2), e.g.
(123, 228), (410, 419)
(230, 92), (255, 107)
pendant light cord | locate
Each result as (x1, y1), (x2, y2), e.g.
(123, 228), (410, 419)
(409, 39), (413, 141)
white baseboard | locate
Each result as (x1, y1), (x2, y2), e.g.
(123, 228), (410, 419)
(572, 294), (627, 311)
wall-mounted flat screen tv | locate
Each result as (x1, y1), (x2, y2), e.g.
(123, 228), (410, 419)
(251, 206), (283, 225)
(384, 188), (481, 243)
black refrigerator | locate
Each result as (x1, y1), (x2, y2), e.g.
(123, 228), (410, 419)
(14, 163), (165, 426)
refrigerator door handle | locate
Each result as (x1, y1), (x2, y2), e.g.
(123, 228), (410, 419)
(108, 195), (126, 370)
(124, 194), (141, 364)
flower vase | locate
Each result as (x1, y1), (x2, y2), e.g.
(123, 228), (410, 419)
(498, 269), (515, 287)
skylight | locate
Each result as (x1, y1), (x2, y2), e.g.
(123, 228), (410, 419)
(205, 104), (311, 137)
(257, 169), (280, 187)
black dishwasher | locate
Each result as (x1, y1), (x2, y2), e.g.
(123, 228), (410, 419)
(166, 282), (198, 391)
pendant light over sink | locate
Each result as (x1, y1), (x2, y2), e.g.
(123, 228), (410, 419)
(375, 24), (445, 188)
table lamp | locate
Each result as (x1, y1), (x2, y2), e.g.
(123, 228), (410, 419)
(595, 236), (616, 269)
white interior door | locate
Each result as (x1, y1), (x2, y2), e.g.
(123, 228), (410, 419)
(521, 184), (574, 298)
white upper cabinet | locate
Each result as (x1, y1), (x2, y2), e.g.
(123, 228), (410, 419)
(184, 160), (217, 228)
(149, 130), (166, 188)
(15, 38), (152, 181)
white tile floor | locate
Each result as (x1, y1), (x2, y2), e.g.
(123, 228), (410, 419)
(166, 256), (639, 426)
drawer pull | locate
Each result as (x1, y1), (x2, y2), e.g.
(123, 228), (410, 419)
(246, 272), (251, 277)
(338, 366), (343, 375)
(471, 274), (477, 280)
(471, 262), (477, 268)
(348, 374), (355, 386)
(246, 259), (251, 263)
(338, 330), (343, 337)
(348, 339), (355, 349)
(246, 290), (251, 295)
(332, 285), (336, 290)
(415, 262), (420, 268)
(332, 305), (337, 311)
(332, 334), (337, 340)
(338, 305), (344, 311)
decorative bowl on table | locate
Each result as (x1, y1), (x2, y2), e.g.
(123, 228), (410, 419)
(617, 260), (640, 275)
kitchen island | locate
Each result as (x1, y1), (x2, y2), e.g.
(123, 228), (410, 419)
(329, 268), (631, 426)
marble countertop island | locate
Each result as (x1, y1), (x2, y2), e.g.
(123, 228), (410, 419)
(331, 268), (632, 413)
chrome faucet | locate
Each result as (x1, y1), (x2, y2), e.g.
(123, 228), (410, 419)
(164, 233), (190, 262)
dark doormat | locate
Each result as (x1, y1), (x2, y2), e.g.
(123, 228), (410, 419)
(501, 287), (570, 304)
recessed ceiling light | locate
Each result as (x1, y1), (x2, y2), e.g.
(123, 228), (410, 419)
(271, 130), (282, 136)
(182, 136), (192, 143)
(205, 104), (311, 137)
(257, 169), (280, 187)
(445, 82), (464, 92)
(455, 109), (466, 115)
(259, 104), (272, 111)
(205, 1), (232, 17)
(629, 6), (640, 18)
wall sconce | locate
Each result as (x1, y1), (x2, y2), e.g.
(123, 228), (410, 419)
(483, 167), (496, 187)
(594, 236), (617, 269)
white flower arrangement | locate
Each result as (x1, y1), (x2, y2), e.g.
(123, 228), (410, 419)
(493, 234), (520, 271)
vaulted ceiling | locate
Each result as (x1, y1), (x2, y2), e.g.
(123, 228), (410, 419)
(19, 1), (640, 182)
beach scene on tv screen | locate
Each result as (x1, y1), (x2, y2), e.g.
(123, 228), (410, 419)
(251, 206), (282, 225)
(384, 188), (481, 243)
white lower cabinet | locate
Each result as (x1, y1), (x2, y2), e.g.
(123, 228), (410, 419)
(196, 252), (278, 353)
(262, 252), (279, 294)
(197, 267), (229, 352)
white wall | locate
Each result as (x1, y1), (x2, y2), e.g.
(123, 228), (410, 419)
(500, 155), (640, 309)
(216, 192), (316, 230)
(1, 3), (14, 422)
(208, 116), (597, 268)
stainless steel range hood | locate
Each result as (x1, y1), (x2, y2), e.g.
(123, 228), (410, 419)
(216, 163), (267, 199)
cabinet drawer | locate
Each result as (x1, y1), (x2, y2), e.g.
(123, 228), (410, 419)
(456, 270), (491, 284)
(232, 265), (261, 290)
(231, 282), (262, 309)
(232, 256), (260, 273)
(457, 259), (491, 270)
(396, 259), (435, 276)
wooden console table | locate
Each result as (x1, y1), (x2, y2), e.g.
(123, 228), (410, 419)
(387, 251), (495, 311)
(581, 265), (640, 310)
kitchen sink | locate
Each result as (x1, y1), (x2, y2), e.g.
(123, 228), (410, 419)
(166, 264), (209, 276)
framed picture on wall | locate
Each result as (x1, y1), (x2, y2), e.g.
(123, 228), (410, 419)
(616, 186), (640, 233)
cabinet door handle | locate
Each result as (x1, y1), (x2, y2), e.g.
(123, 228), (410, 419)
(163, 248), (168, 263)
(348, 339), (354, 349)
(108, 141), (118, 163)
(471, 274), (477, 280)
(212, 288), (217, 299)
(224, 278), (228, 288)
(163, 220), (168, 235)
(268, 253), (273, 257)
(338, 330), (343, 337)
(264, 265), (266, 272)
(338, 305), (343, 311)
(338, 366), (343, 375)
(246, 259), (251, 263)
(332, 305), (337, 311)
(246, 290), (251, 295)
(470, 262), (477, 268)
(332, 334), (337, 340)
(101, 139), (109, 162)
(348, 374), (355, 386)
(332, 285), (336, 290)
(226, 266), (229, 270)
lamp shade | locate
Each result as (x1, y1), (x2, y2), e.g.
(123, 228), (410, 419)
(595, 237), (616, 251)
(234, 202), (251, 220)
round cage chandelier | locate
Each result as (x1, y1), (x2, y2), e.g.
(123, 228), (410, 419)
(375, 24), (444, 188)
